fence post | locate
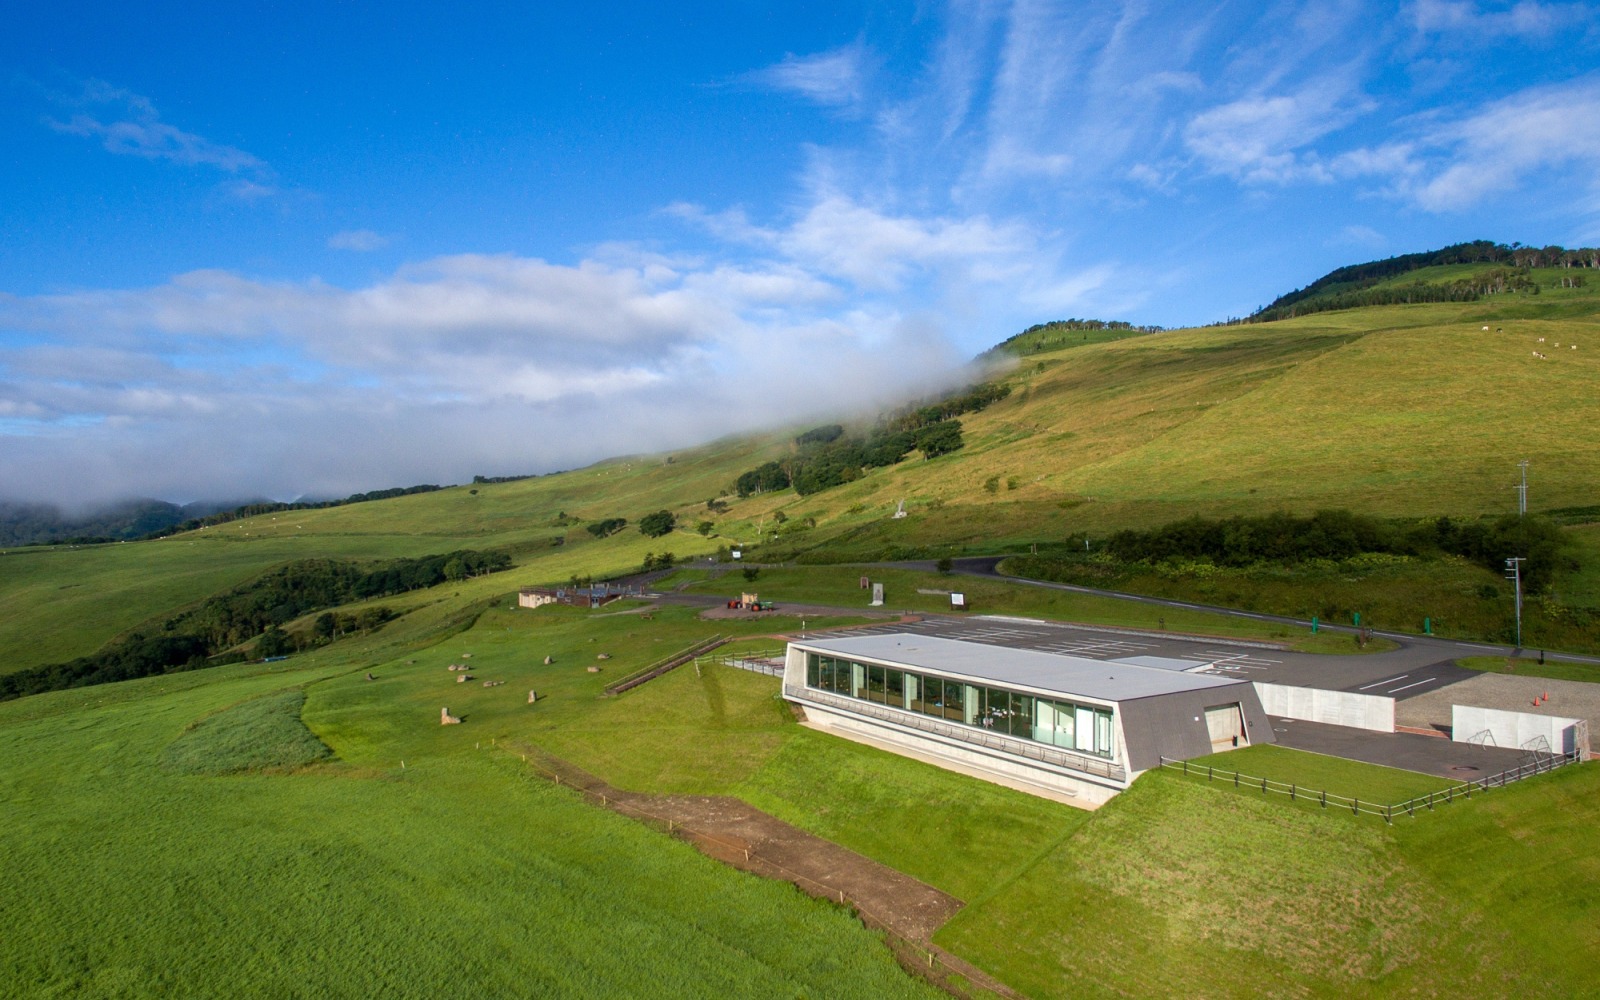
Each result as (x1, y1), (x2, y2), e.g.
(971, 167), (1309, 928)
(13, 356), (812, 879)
(1290, 784), (1296, 802)
(1261, 777), (1267, 794)
(1208, 765), (1213, 782)
(1384, 806), (1391, 825)
(1352, 797), (1359, 816)
(1320, 790), (1327, 809)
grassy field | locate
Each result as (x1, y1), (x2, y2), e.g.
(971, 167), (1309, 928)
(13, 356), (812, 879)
(6, 559), (1600, 997)
(1176, 744), (1456, 802)
(4, 278), (1600, 994)
(0, 620), (942, 998)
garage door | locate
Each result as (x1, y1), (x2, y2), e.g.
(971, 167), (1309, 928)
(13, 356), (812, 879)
(1205, 704), (1244, 749)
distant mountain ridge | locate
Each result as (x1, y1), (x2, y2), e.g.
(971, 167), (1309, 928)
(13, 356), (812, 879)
(0, 498), (257, 548)
(1249, 240), (1599, 322)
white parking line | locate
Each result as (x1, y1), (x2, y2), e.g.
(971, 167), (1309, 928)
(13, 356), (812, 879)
(1387, 677), (1438, 694)
(1358, 674), (1407, 691)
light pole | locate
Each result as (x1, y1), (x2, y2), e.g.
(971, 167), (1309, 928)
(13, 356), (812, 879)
(1505, 557), (1525, 648)
(1516, 459), (1530, 516)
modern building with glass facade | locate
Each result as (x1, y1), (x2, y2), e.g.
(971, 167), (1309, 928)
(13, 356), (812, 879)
(783, 632), (1273, 805)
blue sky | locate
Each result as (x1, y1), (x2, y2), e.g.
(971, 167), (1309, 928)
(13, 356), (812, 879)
(3, 1), (1598, 504)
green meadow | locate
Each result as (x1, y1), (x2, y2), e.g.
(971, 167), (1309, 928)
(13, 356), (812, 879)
(6, 599), (1600, 997)
(4, 268), (1600, 995)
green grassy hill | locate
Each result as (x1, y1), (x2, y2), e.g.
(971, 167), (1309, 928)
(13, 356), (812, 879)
(4, 263), (1598, 674)
(5, 598), (1599, 997)
(5, 260), (1600, 995)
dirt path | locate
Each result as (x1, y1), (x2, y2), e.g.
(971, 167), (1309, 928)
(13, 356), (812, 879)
(510, 746), (1024, 999)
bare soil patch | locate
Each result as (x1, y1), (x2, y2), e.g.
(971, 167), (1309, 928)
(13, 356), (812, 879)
(511, 747), (1024, 999)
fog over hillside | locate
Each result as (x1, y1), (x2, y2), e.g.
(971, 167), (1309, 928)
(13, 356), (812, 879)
(4, 2), (1597, 505)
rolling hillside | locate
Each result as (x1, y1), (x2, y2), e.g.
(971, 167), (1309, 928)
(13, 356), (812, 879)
(4, 253), (1600, 999)
(4, 262), (1598, 675)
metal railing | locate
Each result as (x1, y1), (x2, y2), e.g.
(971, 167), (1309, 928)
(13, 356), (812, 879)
(604, 635), (727, 695)
(1159, 748), (1584, 823)
(701, 648), (786, 677)
(786, 683), (1127, 782)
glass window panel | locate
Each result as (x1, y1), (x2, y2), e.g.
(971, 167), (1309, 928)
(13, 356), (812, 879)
(851, 661), (866, 699)
(1053, 701), (1075, 749)
(1012, 694), (1035, 739)
(885, 669), (905, 708)
(867, 664), (885, 703)
(1075, 706), (1095, 752)
(806, 653), (820, 689)
(1031, 699), (1054, 744)
(1096, 709), (1114, 757)
(906, 673), (924, 713)
(943, 680), (966, 722)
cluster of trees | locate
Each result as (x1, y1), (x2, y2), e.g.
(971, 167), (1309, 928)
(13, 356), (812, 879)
(984, 319), (1164, 357)
(640, 551), (676, 572)
(586, 518), (627, 538)
(1247, 240), (1600, 323)
(472, 472), (543, 484)
(1101, 510), (1571, 592)
(732, 381), (1007, 498)
(734, 420), (965, 497)
(0, 633), (215, 702)
(142, 484), (448, 539)
(639, 511), (676, 537)
(0, 548), (512, 702)
(580, 511), (675, 539)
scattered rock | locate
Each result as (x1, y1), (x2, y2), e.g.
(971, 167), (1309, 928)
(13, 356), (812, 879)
(482, 680), (504, 688)
(528, 690), (539, 704)
(365, 672), (376, 681)
(461, 653), (473, 658)
(597, 653), (612, 660)
(441, 707), (461, 725)
(543, 655), (553, 665)
(586, 666), (601, 673)
(456, 674), (474, 683)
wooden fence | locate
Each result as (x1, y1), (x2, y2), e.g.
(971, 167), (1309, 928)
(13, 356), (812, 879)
(1159, 749), (1584, 823)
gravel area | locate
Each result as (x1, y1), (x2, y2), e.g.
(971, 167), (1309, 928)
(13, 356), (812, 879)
(1396, 673), (1600, 731)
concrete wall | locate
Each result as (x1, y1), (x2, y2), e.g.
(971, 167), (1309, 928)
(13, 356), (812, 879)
(1451, 705), (1587, 756)
(1253, 682), (1395, 733)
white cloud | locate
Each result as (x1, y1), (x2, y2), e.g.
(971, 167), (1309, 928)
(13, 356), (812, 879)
(1184, 78), (1372, 184)
(750, 43), (871, 109)
(328, 229), (390, 252)
(1326, 224), (1388, 249)
(0, 178), (1130, 503)
(1334, 77), (1600, 210)
(1409, 0), (1595, 39)
(45, 79), (268, 176)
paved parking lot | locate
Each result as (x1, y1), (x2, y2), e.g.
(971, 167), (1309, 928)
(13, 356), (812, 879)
(810, 614), (1483, 701)
(1267, 717), (1529, 779)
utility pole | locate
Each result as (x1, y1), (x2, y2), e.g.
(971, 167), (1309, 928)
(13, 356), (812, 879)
(1505, 557), (1525, 649)
(1516, 459), (1530, 516)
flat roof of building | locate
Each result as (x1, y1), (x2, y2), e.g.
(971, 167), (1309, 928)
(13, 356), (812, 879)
(793, 632), (1248, 703)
